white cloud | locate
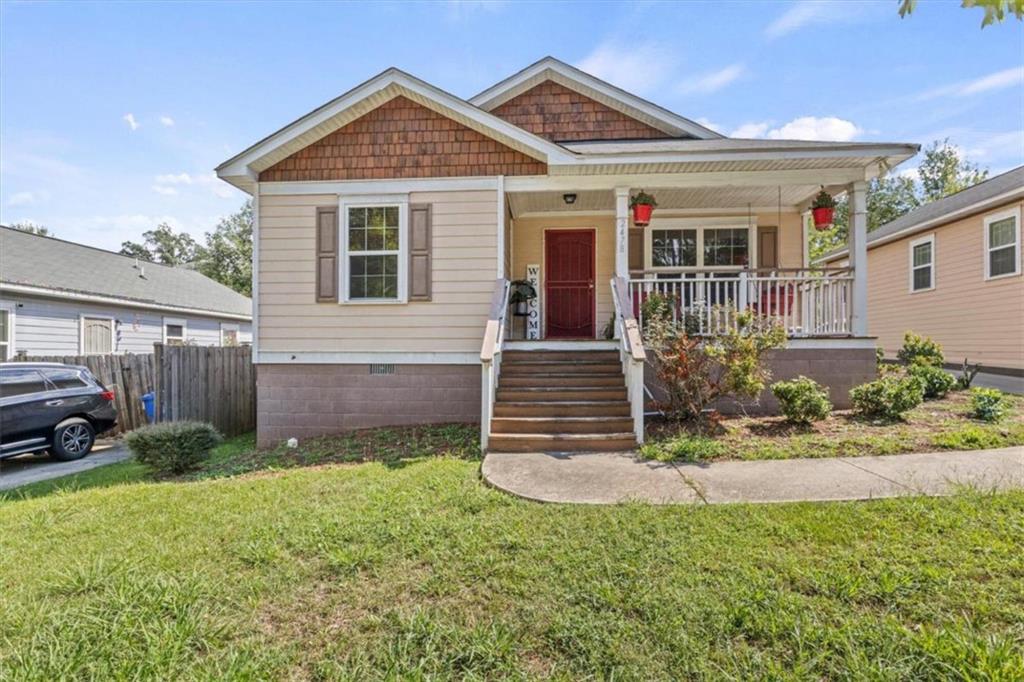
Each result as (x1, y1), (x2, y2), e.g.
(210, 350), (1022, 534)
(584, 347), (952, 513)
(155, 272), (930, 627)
(576, 42), (678, 94)
(962, 130), (1024, 162)
(917, 65), (1024, 100)
(676, 64), (745, 95)
(765, 1), (832, 39)
(151, 185), (178, 196)
(7, 191), (40, 206)
(730, 116), (862, 141)
(159, 115), (175, 127)
(155, 172), (193, 185)
(694, 117), (724, 134)
(122, 113), (139, 131)
(151, 171), (238, 199)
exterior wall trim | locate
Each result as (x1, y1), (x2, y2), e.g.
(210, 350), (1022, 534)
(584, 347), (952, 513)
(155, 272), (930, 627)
(0, 283), (252, 322)
(983, 205), (1021, 281)
(259, 177), (501, 196)
(0, 300), (15, 359)
(256, 351), (479, 365)
(908, 233), (936, 293)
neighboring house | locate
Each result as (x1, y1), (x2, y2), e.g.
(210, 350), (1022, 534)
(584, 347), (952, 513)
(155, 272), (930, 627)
(0, 226), (252, 358)
(822, 166), (1024, 375)
(215, 56), (918, 448)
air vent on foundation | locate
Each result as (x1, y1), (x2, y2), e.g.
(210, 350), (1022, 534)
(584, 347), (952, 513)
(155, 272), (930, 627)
(369, 363), (396, 375)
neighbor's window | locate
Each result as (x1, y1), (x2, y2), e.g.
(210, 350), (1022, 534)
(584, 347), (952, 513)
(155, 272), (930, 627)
(703, 228), (749, 267)
(82, 317), (113, 354)
(221, 323), (239, 347)
(984, 210), (1020, 279)
(0, 308), (10, 361)
(346, 206), (401, 301)
(651, 229), (697, 267)
(910, 234), (935, 292)
(164, 318), (186, 346)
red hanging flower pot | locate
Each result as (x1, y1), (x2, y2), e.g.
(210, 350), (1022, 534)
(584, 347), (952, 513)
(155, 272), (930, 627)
(810, 188), (836, 231)
(630, 190), (657, 226)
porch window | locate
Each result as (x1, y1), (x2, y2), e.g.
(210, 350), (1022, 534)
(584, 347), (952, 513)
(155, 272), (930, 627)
(909, 234), (934, 292)
(984, 210), (1020, 280)
(703, 228), (750, 267)
(344, 204), (403, 301)
(651, 229), (697, 267)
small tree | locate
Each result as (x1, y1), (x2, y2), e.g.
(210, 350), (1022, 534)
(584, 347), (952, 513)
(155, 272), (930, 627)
(645, 308), (785, 421)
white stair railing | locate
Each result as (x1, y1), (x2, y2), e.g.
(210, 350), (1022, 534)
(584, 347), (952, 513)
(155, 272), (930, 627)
(611, 276), (647, 445)
(479, 278), (510, 451)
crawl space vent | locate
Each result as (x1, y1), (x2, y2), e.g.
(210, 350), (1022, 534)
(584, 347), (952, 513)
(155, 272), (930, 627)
(369, 363), (396, 375)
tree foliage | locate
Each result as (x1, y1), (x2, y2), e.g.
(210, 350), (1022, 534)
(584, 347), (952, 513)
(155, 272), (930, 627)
(899, 0), (1024, 27)
(918, 139), (989, 203)
(120, 223), (198, 266)
(8, 221), (52, 236)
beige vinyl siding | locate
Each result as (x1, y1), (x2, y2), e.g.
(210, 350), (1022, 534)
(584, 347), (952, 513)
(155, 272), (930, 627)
(258, 190), (498, 353)
(511, 215), (616, 339)
(867, 199), (1024, 370)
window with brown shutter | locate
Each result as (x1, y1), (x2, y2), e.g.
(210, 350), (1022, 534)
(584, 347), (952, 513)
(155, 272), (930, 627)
(408, 203), (432, 301)
(315, 207), (338, 302)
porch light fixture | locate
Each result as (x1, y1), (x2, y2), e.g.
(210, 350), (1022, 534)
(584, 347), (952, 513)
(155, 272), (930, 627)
(562, 193), (577, 205)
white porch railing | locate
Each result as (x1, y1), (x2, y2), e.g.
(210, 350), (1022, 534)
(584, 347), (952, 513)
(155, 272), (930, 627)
(611, 276), (647, 444)
(628, 268), (854, 337)
(480, 277), (510, 451)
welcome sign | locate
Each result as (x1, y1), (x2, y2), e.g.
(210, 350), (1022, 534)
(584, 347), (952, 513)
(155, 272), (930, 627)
(525, 264), (540, 340)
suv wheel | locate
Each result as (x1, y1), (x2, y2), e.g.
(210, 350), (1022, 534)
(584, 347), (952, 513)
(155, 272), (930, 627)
(51, 418), (95, 461)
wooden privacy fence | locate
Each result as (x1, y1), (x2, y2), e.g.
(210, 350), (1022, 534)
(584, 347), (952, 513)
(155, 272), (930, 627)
(154, 343), (255, 437)
(13, 353), (155, 435)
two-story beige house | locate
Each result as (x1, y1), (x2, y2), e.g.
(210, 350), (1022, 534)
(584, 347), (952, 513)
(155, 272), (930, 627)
(216, 57), (918, 449)
(823, 166), (1023, 376)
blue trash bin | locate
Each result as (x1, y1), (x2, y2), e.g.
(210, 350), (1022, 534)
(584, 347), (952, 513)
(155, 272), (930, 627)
(141, 392), (156, 423)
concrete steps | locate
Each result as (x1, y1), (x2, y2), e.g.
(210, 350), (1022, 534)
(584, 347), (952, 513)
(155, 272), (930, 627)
(488, 348), (636, 453)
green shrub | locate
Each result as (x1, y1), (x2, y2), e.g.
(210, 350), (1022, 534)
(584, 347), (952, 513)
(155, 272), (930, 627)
(907, 363), (957, 400)
(897, 331), (944, 367)
(639, 434), (726, 463)
(970, 388), (1009, 423)
(640, 293), (676, 330)
(770, 376), (832, 423)
(124, 421), (222, 475)
(849, 375), (925, 421)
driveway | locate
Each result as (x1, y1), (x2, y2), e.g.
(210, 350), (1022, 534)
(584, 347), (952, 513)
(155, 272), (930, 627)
(0, 440), (132, 491)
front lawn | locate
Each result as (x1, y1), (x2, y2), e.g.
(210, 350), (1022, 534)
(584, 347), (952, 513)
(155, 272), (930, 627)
(642, 391), (1024, 462)
(1, 457), (1022, 679)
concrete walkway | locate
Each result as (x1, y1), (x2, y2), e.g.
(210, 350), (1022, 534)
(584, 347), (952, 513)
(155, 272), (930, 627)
(482, 447), (1024, 505)
(0, 441), (131, 491)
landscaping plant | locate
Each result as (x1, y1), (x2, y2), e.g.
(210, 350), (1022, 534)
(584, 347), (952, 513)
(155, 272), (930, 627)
(957, 358), (981, 390)
(897, 331), (944, 367)
(850, 375), (925, 421)
(124, 421), (222, 475)
(970, 388), (1009, 423)
(770, 376), (832, 423)
(645, 308), (785, 421)
(907, 363), (957, 400)
(639, 292), (676, 330)
(639, 433), (726, 462)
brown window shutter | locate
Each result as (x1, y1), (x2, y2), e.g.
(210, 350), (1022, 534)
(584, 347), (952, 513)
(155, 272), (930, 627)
(315, 207), (338, 302)
(409, 203), (432, 301)
(628, 228), (644, 272)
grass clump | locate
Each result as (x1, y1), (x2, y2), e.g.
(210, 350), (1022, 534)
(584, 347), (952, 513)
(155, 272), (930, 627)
(123, 421), (222, 475)
(639, 433), (727, 462)
(850, 375), (925, 421)
(970, 388), (1010, 423)
(932, 424), (1024, 450)
(771, 376), (832, 423)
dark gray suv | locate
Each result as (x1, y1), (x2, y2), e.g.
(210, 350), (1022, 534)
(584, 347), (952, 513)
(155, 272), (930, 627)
(0, 363), (118, 461)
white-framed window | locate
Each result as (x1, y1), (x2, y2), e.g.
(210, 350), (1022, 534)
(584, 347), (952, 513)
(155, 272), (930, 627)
(984, 208), (1020, 280)
(163, 317), (187, 346)
(340, 196), (408, 303)
(79, 315), (115, 355)
(645, 218), (756, 271)
(0, 302), (14, 361)
(909, 234), (935, 293)
(220, 323), (240, 347)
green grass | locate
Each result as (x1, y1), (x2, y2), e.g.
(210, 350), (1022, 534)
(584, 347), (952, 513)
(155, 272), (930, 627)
(643, 391), (1024, 463)
(1, 459), (1022, 679)
(0, 459), (151, 502)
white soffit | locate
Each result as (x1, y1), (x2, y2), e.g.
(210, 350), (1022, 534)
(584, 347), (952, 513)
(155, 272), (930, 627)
(508, 186), (817, 216)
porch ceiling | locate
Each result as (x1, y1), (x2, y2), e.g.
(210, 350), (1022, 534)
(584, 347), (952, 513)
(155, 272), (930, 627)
(508, 185), (817, 216)
(547, 155), (887, 176)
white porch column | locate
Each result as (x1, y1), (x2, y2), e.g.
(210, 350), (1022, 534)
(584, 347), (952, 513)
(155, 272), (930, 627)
(848, 181), (868, 336)
(615, 187), (630, 280)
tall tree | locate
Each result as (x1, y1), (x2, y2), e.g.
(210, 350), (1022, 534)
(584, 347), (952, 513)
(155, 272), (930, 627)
(120, 223), (198, 266)
(8, 220), (52, 236)
(194, 201), (253, 297)
(918, 139), (989, 203)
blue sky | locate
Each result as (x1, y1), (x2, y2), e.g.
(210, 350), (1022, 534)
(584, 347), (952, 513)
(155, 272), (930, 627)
(2, 0), (1021, 251)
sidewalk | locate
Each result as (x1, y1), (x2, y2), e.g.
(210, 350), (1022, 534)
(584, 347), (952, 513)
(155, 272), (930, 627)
(481, 446), (1024, 505)
(0, 441), (131, 492)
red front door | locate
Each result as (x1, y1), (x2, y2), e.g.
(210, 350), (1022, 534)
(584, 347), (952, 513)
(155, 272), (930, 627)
(545, 229), (595, 338)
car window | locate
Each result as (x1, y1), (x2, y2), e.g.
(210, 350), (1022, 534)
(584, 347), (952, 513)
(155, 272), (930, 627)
(42, 368), (90, 390)
(0, 368), (50, 398)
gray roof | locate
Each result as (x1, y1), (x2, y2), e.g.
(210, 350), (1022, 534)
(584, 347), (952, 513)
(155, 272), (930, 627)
(821, 165), (1024, 261)
(0, 227), (252, 318)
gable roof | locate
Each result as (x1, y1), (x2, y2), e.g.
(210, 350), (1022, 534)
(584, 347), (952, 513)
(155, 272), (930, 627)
(469, 56), (723, 140)
(820, 165), (1024, 262)
(216, 67), (576, 191)
(0, 227), (252, 319)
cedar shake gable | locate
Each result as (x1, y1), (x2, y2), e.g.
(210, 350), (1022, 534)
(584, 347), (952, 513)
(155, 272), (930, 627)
(259, 95), (547, 182)
(491, 80), (673, 142)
